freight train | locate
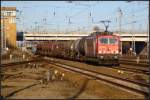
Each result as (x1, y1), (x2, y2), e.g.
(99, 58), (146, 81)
(35, 31), (120, 66)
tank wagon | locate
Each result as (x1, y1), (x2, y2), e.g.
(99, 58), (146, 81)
(36, 31), (120, 65)
(36, 41), (74, 58)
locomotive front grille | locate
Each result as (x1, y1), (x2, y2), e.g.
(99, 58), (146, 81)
(97, 54), (119, 59)
(97, 54), (119, 64)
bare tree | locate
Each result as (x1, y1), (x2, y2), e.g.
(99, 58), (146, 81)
(93, 26), (100, 32)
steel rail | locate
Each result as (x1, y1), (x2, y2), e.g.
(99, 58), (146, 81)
(1, 60), (39, 67)
(119, 60), (149, 67)
(106, 65), (149, 75)
(44, 59), (149, 96)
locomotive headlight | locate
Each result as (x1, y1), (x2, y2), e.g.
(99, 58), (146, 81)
(99, 51), (102, 53)
(114, 56), (118, 59)
(115, 50), (119, 54)
(71, 45), (73, 49)
(100, 56), (104, 59)
(103, 51), (106, 53)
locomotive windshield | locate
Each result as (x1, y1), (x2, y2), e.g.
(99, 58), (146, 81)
(99, 38), (108, 44)
(99, 37), (117, 44)
(109, 38), (117, 44)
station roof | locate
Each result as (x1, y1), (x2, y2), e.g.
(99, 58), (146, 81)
(1, 7), (16, 11)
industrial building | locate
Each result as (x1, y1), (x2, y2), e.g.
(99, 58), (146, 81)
(1, 7), (17, 53)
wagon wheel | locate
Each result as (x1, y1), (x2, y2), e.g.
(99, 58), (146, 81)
(80, 56), (86, 62)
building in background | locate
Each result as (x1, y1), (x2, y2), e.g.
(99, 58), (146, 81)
(1, 7), (17, 53)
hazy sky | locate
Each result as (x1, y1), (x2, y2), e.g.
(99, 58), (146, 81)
(2, 1), (149, 33)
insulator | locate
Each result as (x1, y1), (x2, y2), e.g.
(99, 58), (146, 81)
(53, 11), (55, 16)
(68, 18), (71, 24)
(92, 18), (94, 23)
(90, 12), (91, 17)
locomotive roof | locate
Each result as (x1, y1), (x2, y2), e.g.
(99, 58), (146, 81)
(89, 31), (113, 36)
(82, 31), (118, 40)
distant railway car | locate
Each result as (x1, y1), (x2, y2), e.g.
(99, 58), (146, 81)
(36, 41), (74, 58)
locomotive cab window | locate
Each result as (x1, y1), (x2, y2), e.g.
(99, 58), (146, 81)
(99, 37), (117, 44)
(109, 38), (117, 44)
(99, 38), (108, 44)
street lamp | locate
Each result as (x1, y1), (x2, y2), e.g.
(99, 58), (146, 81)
(147, 13), (149, 58)
(131, 20), (136, 56)
(56, 24), (59, 48)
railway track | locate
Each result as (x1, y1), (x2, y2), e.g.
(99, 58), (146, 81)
(119, 59), (149, 67)
(120, 65), (149, 74)
(105, 65), (149, 75)
(1, 59), (40, 67)
(118, 59), (149, 75)
(2, 56), (149, 98)
(5, 82), (41, 98)
(43, 57), (149, 84)
(1, 61), (44, 98)
(44, 58), (149, 97)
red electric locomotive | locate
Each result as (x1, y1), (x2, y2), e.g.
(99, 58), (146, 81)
(70, 31), (120, 65)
